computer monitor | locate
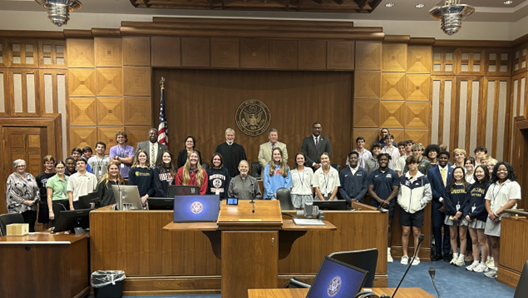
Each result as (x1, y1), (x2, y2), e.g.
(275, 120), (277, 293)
(306, 256), (368, 298)
(168, 185), (200, 197)
(77, 192), (99, 209)
(53, 208), (91, 234)
(111, 185), (144, 210)
(328, 249), (378, 288)
(312, 200), (347, 210)
(147, 197), (174, 210)
(173, 195), (220, 223)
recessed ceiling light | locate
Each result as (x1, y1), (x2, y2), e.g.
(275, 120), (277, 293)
(416, 4), (425, 8)
(504, 0), (513, 4)
(385, 3), (395, 7)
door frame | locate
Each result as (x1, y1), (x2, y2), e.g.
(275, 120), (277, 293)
(0, 115), (62, 214)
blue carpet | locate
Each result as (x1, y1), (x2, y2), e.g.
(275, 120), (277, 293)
(90, 260), (516, 297)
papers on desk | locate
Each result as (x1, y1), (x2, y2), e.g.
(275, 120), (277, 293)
(293, 218), (326, 226)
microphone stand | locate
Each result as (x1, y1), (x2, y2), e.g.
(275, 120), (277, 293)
(381, 234), (425, 298)
(249, 182), (255, 213)
(429, 267), (441, 298)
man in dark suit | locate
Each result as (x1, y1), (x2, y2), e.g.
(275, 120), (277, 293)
(301, 122), (332, 170)
(428, 150), (453, 262)
(136, 128), (169, 167)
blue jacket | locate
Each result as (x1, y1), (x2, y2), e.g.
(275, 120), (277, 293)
(263, 164), (292, 199)
(338, 167), (368, 203)
(463, 183), (490, 221)
(428, 165), (453, 202)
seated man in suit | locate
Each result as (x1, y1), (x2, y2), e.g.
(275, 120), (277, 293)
(301, 122), (331, 170)
(258, 128), (288, 169)
(136, 128), (169, 168)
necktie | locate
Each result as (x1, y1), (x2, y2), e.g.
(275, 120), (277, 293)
(151, 144), (156, 167)
(272, 143), (275, 150)
(441, 168), (446, 186)
(315, 137), (319, 150)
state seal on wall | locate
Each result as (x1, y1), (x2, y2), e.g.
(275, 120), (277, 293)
(235, 100), (271, 136)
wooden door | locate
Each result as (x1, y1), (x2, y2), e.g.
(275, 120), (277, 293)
(1, 127), (48, 215)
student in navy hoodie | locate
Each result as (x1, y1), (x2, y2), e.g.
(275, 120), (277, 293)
(206, 153), (231, 200)
(444, 166), (469, 267)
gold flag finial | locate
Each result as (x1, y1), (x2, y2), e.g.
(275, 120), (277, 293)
(160, 76), (165, 88)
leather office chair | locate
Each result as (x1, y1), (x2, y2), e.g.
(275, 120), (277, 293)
(276, 187), (294, 210)
(329, 248), (378, 288)
(201, 163), (209, 170)
(251, 162), (261, 179)
(0, 213), (25, 236)
(331, 163), (341, 172)
(514, 260), (528, 298)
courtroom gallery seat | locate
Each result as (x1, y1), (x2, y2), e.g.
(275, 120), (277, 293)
(514, 260), (528, 298)
(331, 163), (341, 172)
(276, 187), (294, 210)
(0, 213), (25, 236)
(251, 162), (261, 179)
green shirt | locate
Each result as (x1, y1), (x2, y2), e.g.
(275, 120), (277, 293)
(46, 174), (69, 201)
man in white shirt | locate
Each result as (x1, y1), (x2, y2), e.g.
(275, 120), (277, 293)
(136, 128), (169, 168)
(347, 136), (372, 169)
(381, 134), (400, 170)
(67, 158), (97, 210)
(88, 141), (111, 181)
(395, 139), (414, 176)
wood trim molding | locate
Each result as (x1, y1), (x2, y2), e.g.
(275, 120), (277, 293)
(434, 39), (513, 48)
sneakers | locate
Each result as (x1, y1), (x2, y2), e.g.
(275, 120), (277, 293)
(454, 255), (465, 267)
(484, 268), (498, 278)
(450, 253), (459, 265)
(401, 255), (409, 265)
(412, 257), (421, 266)
(388, 252), (393, 263)
(473, 262), (490, 273)
(466, 260), (479, 271)
(486, 257), (495, 269)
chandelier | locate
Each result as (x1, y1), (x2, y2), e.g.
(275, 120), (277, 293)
(429, 0), (475, 36)
(35, 0), (83, 27)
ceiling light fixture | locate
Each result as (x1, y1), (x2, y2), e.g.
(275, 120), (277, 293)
(504, 1), (513, 4)
(416, 4), (425, 8)
(429, 0), (474, 36)
(385, 3), (395, 8)
(35, 0), (83, 27)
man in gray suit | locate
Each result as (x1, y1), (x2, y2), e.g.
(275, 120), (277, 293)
(301, 122), (332, 170)
(136, 128), (169, 167)
(258, 128), (288, 169)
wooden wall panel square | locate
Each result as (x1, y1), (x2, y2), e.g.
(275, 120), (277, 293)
(69, 126), (97, 151)
(407, 46), (432, 74)
(240, 39), (268, 69)
(353, 99), (380, 127)
(96, 68), (123, 96)
(98, 127), (125, 150)
(123, 37), (151, 66)
(389, 129), (405, 143)
(327, 41), (354, 70)
(211, 38), (239, 68)
(69, 97), (97, 126)
(382, 44), (407, 72)
(355, 71), (381, 99)
(97, 97), (124, 126)
(126, 126), (152, 150)
(95, 38), (122, 67)
(69, 68), (96, 97)
(151, 36), (181, 67)
(67, 39), (95, 68)
(298, 40), (326, 70)
(0, 40), (9, 67)
(405, 129), (430, 146)
(355, 41), (382, 71)
(8, 40), (39, 68)
(124, 67), (151, 96)
(181, 38), (210, 68)
(125, 96), (152, 126)
(379, 101), (405, 128)
(39, 40), (67, 69)
(0, 68), (8, 115)
(351, 128), (380, 149)
(406, 74), (430, 102)
(404, 102), (430, 129)
(269, 40), (297, 69)
(381, 72), (406, 100)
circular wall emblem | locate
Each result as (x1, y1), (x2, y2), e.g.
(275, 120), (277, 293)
(190, 201), (204, 214)
(327, 276), (342, 297)
(235, 100), (271, 136)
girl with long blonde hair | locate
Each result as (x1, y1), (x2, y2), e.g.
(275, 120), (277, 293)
(175, 151), (208, 195)
(263, 147), (291, 200)
(96, 162), (124, 207)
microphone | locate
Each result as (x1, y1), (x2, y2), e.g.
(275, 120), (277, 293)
(249, 183), (255, 213)
(429, 267), (441, 298)
(383, 234), (425, 298)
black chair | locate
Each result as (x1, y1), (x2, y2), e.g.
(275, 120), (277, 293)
(331, 163), (341, 172)
(514, 260), (528, 298)
(0, 213), (25, 236)
(201, 163), (209, 170)
(251, 162), (261, 179)
(276, 187), (294, 210)
(329, 248), (378, 288)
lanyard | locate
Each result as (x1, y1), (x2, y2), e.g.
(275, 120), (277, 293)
(297, 170), (304, 187)
(491, 183), (505, 203)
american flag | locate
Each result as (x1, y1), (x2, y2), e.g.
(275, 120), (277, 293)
(158, 83), (169, 147)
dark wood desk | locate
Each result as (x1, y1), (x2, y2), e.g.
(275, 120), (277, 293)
(0, 233), (90, 298)
(497, 216), (528, 287)
(248, 288), (434, 298)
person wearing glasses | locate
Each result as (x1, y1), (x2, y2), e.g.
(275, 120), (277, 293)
(46, 161), (69, 227)
(6, 159), (39, 232)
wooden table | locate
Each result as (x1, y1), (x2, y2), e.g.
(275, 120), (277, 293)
(248, 287), (434, 298)
(0, 233), (90, 298)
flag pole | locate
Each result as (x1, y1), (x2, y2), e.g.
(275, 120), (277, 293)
(158, 76), (169, 148)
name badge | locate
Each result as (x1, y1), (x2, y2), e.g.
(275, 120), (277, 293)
(471, 205), (476, 213)
(121, 163), (125, 168)
(456, 203), (460, 211)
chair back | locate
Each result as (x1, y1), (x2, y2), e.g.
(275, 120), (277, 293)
(514, 260), (528, 298)
(201, 163), (209, 170)
(0, 213), (25, 236)
(251, 162), (261, 179)
(276, 187), (294, 210)
(331, 163), (341, 172)
(328, 248), (378, 288)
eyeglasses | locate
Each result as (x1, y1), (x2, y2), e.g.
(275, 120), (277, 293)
(16, 165), (26, 168)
